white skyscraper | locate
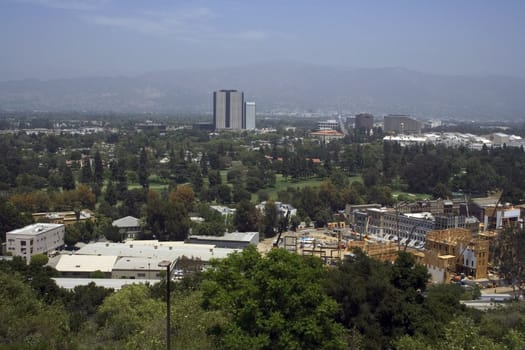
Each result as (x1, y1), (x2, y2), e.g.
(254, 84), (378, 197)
(245, 101), (256, 129)
(213, 90), (244, 130)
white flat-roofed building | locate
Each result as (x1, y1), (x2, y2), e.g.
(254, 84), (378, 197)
(75, 241), (238, 261)
(6, 223), (65, 262)
(55, 254), (118, 277)
(112, 257), (165, 279)
(187, 231), (259, 249)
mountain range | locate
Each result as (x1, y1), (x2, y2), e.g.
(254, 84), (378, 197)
(1, 62), (524, 120)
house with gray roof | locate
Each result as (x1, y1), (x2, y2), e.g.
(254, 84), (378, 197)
(112, 216), (141, 240)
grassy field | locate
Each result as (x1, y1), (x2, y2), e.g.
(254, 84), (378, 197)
(260, 174), (363, 201)
(127, 173), (430, 203)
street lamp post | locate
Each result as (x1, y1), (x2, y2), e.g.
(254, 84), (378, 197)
(158, 260), (172, 350)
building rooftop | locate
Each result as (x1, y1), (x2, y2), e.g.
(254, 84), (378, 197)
(113, 257), (165, 271)
(75, 242), (238, 261)
(404, 212), (435, 220)
(188, 231), (258, 243)
(210, 205), (236, 215)
(310, 130), (344, 136)
(33, 209), (94, 221)
(112, 216), (140, 228)
(7, 223), (64, 236)
(55, 254), (118, 273)
(123, 240), (216, 249)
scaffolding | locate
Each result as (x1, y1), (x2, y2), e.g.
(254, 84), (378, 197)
(425, 228), (489, 280)
(345, 241), (399, 262)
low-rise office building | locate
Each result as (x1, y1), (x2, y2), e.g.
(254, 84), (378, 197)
(55, 254), (117, 278)
(112, 257), (164, 279)
(187, 231), (259, 249)
(6, 223), (65, 262)
(52, 241), (241, 280)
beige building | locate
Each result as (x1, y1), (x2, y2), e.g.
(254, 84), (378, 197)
(111, 257), (164, 279)
(309, 129), (345, 143)
(6, 223), (65, 261)
(424, 228), (489, 280)
(33, 209), (95, 226)
(55, 254), (117, 278)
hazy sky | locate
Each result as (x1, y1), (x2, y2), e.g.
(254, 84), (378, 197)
(1, 0), (525, 80)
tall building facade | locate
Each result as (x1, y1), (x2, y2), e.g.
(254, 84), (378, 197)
(383, 115), (422, 134)
(245, 101), (256, 129)
(213, 90), (244, 130)
(355, 113), (374, 130)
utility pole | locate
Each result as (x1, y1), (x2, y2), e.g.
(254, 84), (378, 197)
(158, 260), (172, 350)
(396, 201), (400, 252)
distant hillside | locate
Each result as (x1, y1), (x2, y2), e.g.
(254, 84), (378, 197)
(1, 62), (524, 120)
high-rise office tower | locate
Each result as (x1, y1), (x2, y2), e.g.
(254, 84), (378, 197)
(245, 101), (256, 129)
(383, 115), (422, 134)
(213, 90), (244, 130)
(355, 113), (374, 130)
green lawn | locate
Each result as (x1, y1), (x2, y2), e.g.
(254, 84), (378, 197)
(257, 174), (362, 201)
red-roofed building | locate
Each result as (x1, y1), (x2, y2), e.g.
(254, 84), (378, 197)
(309, 129), (345, 143)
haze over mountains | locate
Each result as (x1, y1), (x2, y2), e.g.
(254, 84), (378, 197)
(1, 62), (524, 120)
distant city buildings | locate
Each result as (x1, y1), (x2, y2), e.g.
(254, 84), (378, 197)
(383, 132), (525, 150)
(317, 119), (339, 131)
(309, 129), (345, 143)
(383, 114), (422, 134)
(213, 90), (246, 130)
(245, 101), (256, 129)
(354, 113), (374, 131)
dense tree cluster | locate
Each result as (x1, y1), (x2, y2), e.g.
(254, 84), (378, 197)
(1, 246), (525, 349)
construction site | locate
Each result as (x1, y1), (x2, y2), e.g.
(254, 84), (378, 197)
(258, 224), (496, 286)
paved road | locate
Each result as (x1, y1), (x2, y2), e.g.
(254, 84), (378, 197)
(481, 286), (519, 294)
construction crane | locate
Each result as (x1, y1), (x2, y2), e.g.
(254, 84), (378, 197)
(272, 212), (290, 249)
